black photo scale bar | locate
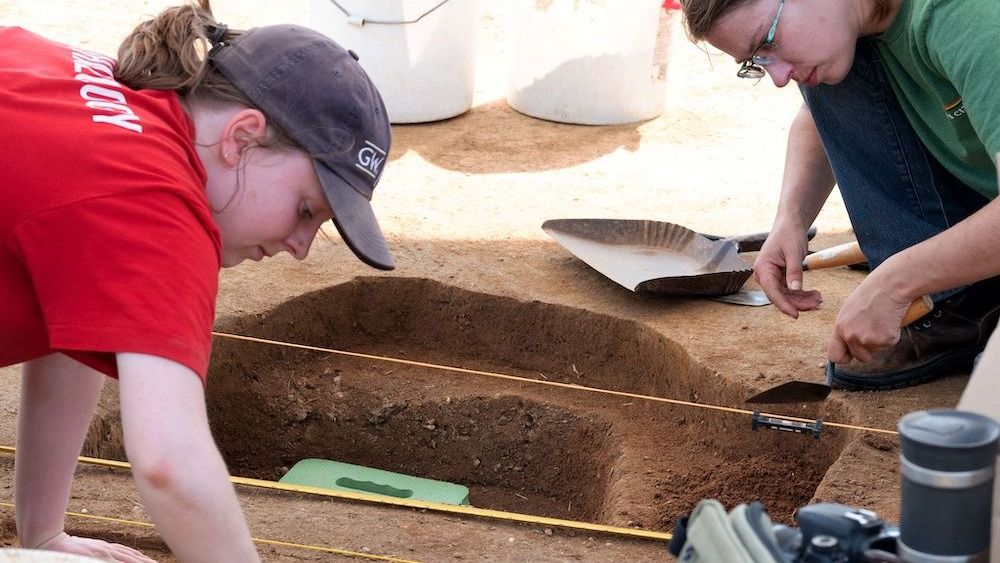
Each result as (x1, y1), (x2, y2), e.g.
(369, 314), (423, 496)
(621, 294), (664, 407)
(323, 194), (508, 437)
(751, 411), (824, 439)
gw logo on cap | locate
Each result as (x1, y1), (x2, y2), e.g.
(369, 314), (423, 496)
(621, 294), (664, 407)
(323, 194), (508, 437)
(356, 140), (387, 180)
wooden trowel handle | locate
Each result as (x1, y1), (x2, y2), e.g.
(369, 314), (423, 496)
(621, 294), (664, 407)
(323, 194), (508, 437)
(802, 241), (866, 271)
(902, 295), (935, 325)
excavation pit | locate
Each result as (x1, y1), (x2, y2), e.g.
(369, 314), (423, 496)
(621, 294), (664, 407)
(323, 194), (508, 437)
(85, 277), (850, 529)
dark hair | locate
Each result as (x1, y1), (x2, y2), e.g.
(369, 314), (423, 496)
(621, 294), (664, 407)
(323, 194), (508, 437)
(679, 0), (893, 41)
(680, 0), (753, 41)
(114, 0), (297, 151)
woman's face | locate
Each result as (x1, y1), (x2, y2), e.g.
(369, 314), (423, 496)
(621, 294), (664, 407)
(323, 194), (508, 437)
(210, 147), (333, 268)
(705, 0), (860, 87)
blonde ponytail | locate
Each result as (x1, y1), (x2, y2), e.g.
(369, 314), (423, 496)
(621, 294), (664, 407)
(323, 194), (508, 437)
(114, 1), (297, 150)
(115, 0), (241, 99)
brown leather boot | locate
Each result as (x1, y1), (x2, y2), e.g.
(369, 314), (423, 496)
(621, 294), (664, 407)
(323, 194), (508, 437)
(831, 278), (1000, 390)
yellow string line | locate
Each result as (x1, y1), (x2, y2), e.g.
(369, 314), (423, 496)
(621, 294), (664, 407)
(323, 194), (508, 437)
(211, 331), (899, 436)
(0, 446), (672, 542)
(0, 501), (424, 562)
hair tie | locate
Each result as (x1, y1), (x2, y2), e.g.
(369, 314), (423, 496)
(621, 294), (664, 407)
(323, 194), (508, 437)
(206, 23), (229, 48)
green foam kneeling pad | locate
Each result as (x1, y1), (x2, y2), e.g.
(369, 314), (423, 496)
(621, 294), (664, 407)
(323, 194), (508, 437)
(279, 458), (471, 506)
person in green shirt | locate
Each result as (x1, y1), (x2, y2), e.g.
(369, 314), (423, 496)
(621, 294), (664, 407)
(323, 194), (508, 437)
(679, 0), (1000, 389)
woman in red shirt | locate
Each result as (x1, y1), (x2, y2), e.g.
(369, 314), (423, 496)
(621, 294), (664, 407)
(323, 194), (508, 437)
(0, 1), (393, 561)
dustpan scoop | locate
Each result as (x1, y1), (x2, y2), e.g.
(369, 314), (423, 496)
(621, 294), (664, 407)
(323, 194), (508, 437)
(542, 219), (752, 296)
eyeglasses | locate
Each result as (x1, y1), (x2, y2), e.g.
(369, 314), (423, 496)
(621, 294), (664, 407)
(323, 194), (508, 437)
(737, 0), (784, 79)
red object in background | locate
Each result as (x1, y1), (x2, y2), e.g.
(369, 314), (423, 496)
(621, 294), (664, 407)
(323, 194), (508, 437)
(663, 0), (681, 9)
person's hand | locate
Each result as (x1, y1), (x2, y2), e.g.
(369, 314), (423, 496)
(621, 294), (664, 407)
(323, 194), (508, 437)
(36, 532), (157, 563)
(827, 274), (912, 364)
(752, 227), (822, 317)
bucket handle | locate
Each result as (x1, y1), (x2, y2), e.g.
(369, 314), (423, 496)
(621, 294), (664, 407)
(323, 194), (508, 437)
(327, 0), (454, 26)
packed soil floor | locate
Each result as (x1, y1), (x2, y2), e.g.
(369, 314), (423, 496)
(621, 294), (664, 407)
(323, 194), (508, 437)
(0, 1), (968, 561)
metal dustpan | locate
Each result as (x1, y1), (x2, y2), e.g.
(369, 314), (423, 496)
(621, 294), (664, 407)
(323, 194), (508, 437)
(542, 218), (753, 296)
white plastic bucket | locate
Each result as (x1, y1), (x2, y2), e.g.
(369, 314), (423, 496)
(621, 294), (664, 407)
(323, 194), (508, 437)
(309, 0), (482, 123)
(506, 0), (677, 125)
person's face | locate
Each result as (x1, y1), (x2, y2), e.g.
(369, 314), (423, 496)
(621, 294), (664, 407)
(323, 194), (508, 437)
(706, 0), (859, 87)
(210, 147), (333, 267)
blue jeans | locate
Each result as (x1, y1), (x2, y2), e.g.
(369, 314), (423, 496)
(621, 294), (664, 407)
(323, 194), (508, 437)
(799, 39), (988, 297)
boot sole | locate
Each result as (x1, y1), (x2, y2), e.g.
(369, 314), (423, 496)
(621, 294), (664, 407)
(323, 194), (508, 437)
(830, 350), (980, 391)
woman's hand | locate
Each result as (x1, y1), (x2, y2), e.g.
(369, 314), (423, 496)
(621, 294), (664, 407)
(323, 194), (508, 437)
(827, 273), (913, 363)
(753, 227), (823, 318)
(37, 532), (156, 563)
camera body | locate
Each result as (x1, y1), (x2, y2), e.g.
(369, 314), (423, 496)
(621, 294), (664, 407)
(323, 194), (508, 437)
(667, 499), (903, 563)
(792, 503), (899, 563)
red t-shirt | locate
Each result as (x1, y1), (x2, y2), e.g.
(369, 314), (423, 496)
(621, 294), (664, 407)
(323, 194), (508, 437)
(0, 27), (221, 381)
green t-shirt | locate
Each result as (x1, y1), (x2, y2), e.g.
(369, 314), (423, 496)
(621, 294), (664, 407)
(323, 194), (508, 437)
(876, 0), (1000, 198)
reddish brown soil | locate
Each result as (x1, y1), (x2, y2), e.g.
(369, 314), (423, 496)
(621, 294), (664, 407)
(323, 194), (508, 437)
(0, 2), (967, 561)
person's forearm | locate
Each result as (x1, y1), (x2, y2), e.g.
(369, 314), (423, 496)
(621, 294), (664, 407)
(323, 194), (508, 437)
(118, 354), (260, 563)
(877, 162), (1000, 302)
(15, 355), (106, 547)
(129, 438), (259, 563)
(772, 105), (837, 234)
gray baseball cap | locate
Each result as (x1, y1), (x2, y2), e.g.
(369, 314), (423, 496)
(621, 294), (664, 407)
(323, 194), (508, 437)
(209, 24), (394, 270)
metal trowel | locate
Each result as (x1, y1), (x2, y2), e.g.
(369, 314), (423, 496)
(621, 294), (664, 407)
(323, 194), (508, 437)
(745, 295), (935, 404)
(745, 365), (837, 404)
(711, 289), (771, 306)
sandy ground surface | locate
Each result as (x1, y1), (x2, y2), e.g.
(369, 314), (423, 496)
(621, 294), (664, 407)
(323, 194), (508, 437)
(0, 1), (969, 561)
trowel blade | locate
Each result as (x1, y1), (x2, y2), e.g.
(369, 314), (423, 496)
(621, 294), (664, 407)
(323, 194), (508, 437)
(710, 289), (771, 307)
(745, 381), (832, 404)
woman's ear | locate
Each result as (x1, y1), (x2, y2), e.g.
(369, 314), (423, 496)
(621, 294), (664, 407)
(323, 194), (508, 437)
(219, 108), (268, 167)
